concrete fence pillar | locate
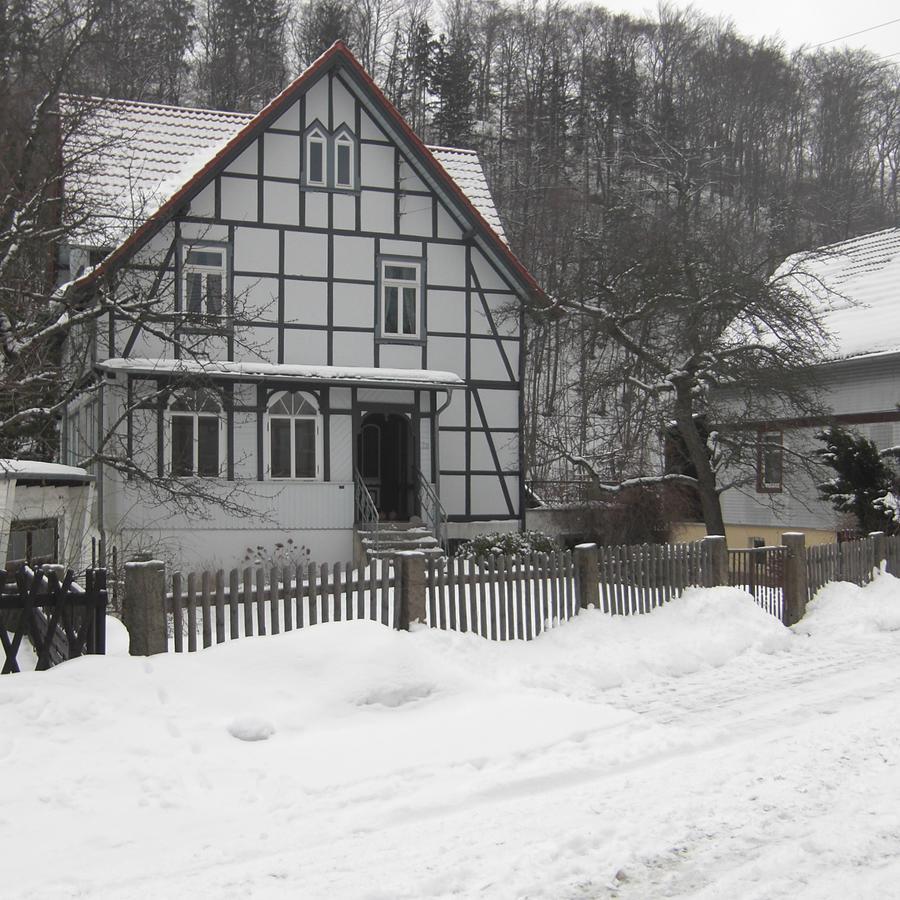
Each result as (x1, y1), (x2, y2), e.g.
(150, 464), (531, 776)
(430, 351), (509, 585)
(396, 551), (426, 630)
(869, 531), (886, 572)
(123, 560), (167, 655)
(702, 535), (729, 587)
(574, 543), (599, 610)
(781, 533), (808, 627)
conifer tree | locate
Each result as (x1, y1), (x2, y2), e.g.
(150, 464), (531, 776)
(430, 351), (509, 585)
(816, 426), (900, 535)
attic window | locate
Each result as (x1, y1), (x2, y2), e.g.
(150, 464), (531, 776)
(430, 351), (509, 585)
(306, 129), (327, 187)
(303, 122), (357, 191)
(334, 131), (355, 189)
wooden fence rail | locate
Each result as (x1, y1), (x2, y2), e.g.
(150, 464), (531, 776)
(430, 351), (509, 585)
(131, 530), (900, 657)
(164, 559), (397, 652)
(426, 551), (577, 640)
(806, 532), (900, 600)
(597, 540), (715, 615)
(728, 546), (785, 621)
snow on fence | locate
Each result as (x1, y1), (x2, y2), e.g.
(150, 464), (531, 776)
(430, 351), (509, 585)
(806, 532), (900, 600)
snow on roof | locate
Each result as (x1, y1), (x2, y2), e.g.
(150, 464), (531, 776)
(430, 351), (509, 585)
(60, 95), (250, 245)
(429, 147), (507, 243)
(62, 96), (506, 245)
(0, 459), (93, 483)
(784, 227), (900, 363)
(97, 358), (464, 390)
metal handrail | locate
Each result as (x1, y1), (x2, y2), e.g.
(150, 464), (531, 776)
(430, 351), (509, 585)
(354, 468), (380, 550)
(414, 466), (447, 549)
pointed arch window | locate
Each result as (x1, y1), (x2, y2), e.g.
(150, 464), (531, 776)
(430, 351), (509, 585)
(305, 127), (327, 187)
(266, 391), (321, 480)
(333, 127), (357, 190)
(169, 389), (221, 477)
(302, 122), (358, 191)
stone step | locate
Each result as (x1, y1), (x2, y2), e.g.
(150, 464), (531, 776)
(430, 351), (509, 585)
(366, 546), (445, 560)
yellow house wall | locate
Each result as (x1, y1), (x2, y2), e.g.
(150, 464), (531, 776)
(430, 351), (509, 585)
(672, 521), (839, 548)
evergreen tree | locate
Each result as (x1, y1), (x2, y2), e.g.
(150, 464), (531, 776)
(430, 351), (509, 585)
(430, 31), (475, 146)
(196, 0), (288, 111)
(291, 0), (355, 70)
(816, 426), (900, 535)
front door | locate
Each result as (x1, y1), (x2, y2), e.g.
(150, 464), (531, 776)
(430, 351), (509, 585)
(357, 412), (414, 520)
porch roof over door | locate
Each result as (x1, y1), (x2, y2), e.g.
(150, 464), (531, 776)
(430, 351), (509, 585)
(96, 358), (464, 392)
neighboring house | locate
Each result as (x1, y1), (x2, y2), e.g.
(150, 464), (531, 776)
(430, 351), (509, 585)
(59, 42), (544, 568)
(0, 461), (96, 571)
(677, 226), (900, 547)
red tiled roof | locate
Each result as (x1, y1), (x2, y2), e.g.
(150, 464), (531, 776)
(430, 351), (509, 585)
(67, 42), (542, 301)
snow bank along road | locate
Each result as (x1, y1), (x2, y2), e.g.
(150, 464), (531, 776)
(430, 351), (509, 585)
(3, 577), (900, 899)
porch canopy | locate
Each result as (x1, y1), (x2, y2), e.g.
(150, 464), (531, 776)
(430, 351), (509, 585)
(96, 358), (464, 392)
(0, 460), (94, 486)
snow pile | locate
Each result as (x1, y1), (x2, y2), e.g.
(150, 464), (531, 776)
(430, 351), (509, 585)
(0, 587), (827, 899)
(438, 586), (792, 701)
(798, 568), (900, 636)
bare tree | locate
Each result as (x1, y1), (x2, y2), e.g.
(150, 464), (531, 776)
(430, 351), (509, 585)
(543, 136), (832, 535)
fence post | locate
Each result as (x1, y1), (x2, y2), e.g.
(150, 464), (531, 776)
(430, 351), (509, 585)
(702, 535), (728, 587)
(123, 560), (167, 655)
(574, 543), (599, 610)
(869, 531), (886, 573)
(781, 533), (808, 627)
(396, 551), (426, 630)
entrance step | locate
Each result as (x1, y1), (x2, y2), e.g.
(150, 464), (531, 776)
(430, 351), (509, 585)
(354, 522), (445, 563)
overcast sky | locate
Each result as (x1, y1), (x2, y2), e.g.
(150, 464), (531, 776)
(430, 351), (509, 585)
(602, 2), (900, 60)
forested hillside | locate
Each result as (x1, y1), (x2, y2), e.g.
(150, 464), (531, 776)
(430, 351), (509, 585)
(2, 0), (899, 484)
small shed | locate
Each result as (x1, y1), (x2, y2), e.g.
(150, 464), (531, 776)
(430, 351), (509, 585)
(0, 460), (96, 572)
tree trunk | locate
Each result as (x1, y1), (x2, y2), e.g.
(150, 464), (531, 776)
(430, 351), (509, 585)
(674, 395), (727, 538)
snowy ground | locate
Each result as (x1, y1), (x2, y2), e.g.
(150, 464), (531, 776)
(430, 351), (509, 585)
(3, 576), (900, 899)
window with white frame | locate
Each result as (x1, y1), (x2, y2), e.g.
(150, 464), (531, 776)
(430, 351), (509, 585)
(757, 430), (783, 492)
(266, 391), (320, 479)
(169, 390), (221, 477)
(305, 127), (327, 187)
(380, 260), (421, 339)
(182, 245), (226, 318)
(66, 400), (97, 469)
(303, 123), (357, 191)
(334, 130), (355, 189)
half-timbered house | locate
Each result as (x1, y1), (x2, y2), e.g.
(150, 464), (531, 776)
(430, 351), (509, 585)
(60, 42), (545, 568)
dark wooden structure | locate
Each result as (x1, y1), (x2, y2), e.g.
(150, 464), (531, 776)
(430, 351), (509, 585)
(0, 566), (107, 674)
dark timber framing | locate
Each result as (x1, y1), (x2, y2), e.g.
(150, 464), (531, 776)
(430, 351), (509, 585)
(80, 41), (537, 537)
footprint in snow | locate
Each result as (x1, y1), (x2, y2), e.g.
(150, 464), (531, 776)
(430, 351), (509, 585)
(228, 717), (276, 742)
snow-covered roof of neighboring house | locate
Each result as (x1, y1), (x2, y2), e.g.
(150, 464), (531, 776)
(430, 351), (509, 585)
(785, 227), (900, 363)
(97, 358), (464, 391)
(61, 98), (506, 245)
(0, 459), (93, 484)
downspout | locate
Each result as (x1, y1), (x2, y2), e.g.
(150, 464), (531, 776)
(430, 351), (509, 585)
(432, 386), (454, 545)
(97, 378), (105, 564)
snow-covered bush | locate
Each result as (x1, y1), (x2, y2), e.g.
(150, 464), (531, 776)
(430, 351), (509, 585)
(454, 530), (558, 559)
